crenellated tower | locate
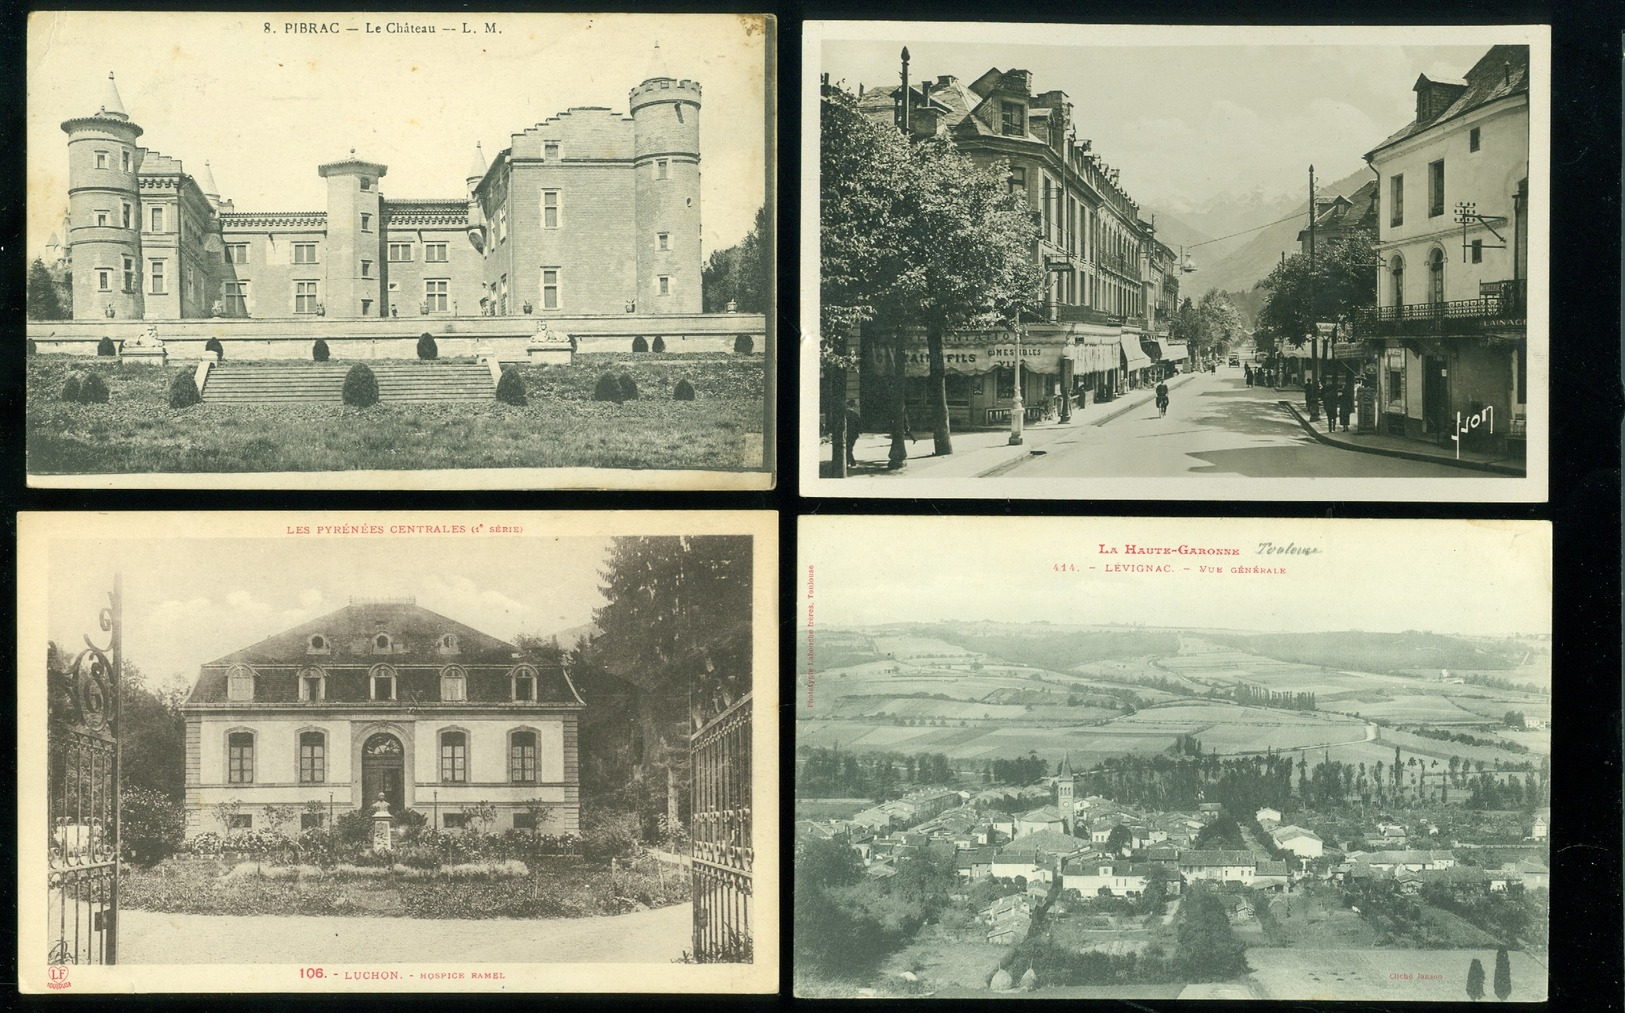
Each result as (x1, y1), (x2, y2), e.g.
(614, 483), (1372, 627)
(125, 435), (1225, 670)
(629, 73), (702, 313)
(61, 73), (145, 320)
(318, 152), (388, 318)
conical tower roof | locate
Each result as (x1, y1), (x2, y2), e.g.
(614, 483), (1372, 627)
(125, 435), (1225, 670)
(466, 141), (487, 181)
(197, 159), (220, 199)
(97, 72), (129, 120)
(643, 39), (674, 82)
(1059, 752), (1073, 779)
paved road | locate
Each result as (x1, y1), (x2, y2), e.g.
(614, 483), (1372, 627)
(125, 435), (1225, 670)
(998, 371), (1465, 478)
(117, 903), (691, 965)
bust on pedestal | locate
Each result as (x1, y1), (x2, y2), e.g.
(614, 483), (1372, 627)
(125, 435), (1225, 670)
(370, 793), (393, 853)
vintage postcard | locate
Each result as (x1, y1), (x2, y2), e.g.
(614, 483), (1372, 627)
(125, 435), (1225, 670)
(19, 510), (777, 993)
(800, 22), (1548, 502)
(25, 11), (775, 490)
(797, 515), (1550, 1001)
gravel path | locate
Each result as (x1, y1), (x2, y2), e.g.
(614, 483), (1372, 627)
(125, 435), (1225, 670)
(118, 904), (691, 965)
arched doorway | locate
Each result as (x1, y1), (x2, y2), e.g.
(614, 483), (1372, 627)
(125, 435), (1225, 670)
(361, 732), (406, 817)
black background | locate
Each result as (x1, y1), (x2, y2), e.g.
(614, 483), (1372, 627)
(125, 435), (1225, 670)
(1, 0), (1620, 1009)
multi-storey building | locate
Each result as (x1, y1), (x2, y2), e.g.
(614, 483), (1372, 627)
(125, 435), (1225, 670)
(1355, 45), (1530, 449)
(181, 598), (581, 837)
(60, 70), (703, 322)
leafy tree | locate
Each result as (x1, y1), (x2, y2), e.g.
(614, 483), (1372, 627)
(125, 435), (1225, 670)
(702, 204), (770, 313)
(1493, 946), (1512, 1001)
(28, 257), (66, 319)
(1175, 885), (1248, 981)
(120, 786), (185, 864)
(1255, 226), (1376, 375)
(1466, 957), (1485, 1001)
(1194, 814), (1246, 850)
(1105, 822), (1134, 856)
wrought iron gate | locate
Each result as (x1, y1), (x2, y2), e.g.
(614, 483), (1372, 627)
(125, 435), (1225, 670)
(690, 690), (751, 963)
(48, 577), (122, 965)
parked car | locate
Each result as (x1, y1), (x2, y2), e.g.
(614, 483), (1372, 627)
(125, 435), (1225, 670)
(1227, 356), (1241, 367)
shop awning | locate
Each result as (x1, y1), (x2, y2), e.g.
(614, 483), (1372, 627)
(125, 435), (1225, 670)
(1162, 341), (1190, 362)
(1140, 338), (1164, 362)
(1065, 338), (1118, 374)
(1120, 337), (1153, 371)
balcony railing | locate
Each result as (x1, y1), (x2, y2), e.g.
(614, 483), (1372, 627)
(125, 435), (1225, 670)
(1049, 304), (1123, 327)
(1353, 279), (1526, 338)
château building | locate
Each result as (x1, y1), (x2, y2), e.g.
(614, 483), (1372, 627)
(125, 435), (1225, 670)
(181, 598), (582, 837)
(60, 68), (703, 322)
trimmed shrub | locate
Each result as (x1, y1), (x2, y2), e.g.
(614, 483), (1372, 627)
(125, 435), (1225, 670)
(313, 338), (331, 362)
(78, 372), (110, 404)
(97, 336), (116, 357)
(168, 370), (202, 409)
(342, 363), (379, 407)
(121, 786), (186, 865)
(205, 337), (224, 361)
(733, 333), (754, 354)
(592, 373), (624, 403)
(496, 366), (527, 406)
(61, 373), (83, 402)
(673, 379), (695, 401)
(631, 336), (648, 353)
(417, 332), (438, 361)
(652, 335), (666, 353)
(618, 373), (639, 402)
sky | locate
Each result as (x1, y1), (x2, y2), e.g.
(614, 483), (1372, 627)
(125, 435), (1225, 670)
(27, 11), (768, 259)
(801, 517), (1550, 638)
(818, 25), (1510, 215)
(44, 534), (613, 694)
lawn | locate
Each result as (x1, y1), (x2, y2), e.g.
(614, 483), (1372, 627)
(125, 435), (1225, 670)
(122, 853), (689, 920)
(26, 352), (766, 475)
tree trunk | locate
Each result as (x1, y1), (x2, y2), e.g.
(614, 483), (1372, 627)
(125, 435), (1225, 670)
(887, 330), (908, 469)
(926, 326), (953, 455)
(828, 335), (848, 478)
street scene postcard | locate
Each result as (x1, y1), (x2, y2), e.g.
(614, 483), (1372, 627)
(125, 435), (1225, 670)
(797, 516), (1551, 1002)
(800, 22), (1548, 502)
(19, 511), (778, 994)
(25, 11), (775, 491)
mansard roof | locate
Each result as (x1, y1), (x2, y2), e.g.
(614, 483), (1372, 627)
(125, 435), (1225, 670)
(204, 599), (522, 667)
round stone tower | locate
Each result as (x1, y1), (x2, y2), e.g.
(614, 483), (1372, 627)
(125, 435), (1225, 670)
(61, 73), (145, 320)
(629, 74), (702, 313)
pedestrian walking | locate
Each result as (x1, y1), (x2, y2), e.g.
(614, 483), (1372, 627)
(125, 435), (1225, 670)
(1321, 381), (1339, 430)
(1244, 364), (1254, 387)
(1339, 381), (1354, 432)
(844, 399), (862, 468)
(1155, 379), (1170, 418)
(1305, 377), (1320, 420)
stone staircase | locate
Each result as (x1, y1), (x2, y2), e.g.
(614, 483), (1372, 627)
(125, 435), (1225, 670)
(200, 361), (494, 404)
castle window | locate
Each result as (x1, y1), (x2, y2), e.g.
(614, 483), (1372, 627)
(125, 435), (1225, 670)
(657, 232), (669, 251)
(150, 207), (165, 232)
(293, 243), (318, 265)
(297, 665), (325, 702)
(440, 730), (468, 782)
(656, 159), (669, 180)
(423, 243), (447, 263)
(149, 259), (165, 295)
(543, 142), (560, 161)
(299, 731), (326, 783)
(361, 260), (373, 278)
(225, 244), (248, 265)
(658, 275), (672, 296)
(227, 731), (255, 783)
(361, 299), (373, 316)
(509, 731), (538, 783)
(510, 665), (539, 702)
(360, 212), (373, 232)
(223, 281), (248, 315)
(499, 274), (508, 315)
(541, 190), (560, 229)
(1469, 127), (1481, 152)
(369, 664), (397, 701)
(97, 269), (111, 291)
(226, 664), (255, 702)
(95, 150), (108, 169)
(294, 281), (319, 314)
(122, 203), (132, 228)
(121, 150), (130, 172)
(425, 279), (448, 312)
(541, 268), (560, 310)
(96, 211), (109, 228)
(440, 665), (467, 702)
(388, 242), (413, 262)
(496, 206), (507, 244)
(360, 177), (372, 191)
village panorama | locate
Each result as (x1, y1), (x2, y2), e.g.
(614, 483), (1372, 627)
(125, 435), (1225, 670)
(794, 621), (1550, 1001)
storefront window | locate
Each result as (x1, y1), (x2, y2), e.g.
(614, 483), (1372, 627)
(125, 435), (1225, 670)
(995, 368), (1015, 400)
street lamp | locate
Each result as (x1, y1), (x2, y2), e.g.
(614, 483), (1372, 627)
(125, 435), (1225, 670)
(1008, 323), (1025, 446)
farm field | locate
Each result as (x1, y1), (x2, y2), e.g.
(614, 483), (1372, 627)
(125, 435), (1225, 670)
(1243, 948), (1547, 1003)
(1326, 693), (1500, 725)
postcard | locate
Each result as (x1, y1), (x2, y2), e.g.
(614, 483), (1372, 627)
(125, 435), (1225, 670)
(20, 510), (778, 993)
(796, 515), (1550, 1001)
(26, 11), (775, 490)
(800, 22), (1548, 502)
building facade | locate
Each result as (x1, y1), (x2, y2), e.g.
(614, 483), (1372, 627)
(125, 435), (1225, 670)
(1355, 45), (1530, 448)
(181, 599), (582, 837)
(61, 70), (703, 322)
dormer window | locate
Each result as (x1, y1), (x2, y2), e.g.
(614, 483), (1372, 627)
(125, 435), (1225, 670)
(373, 633), (393, 654)
(438, 633), (460, 655)
(369, 664), (397, 701)
(510, 664), (539, 702)
(306, 634), (330, 655)
(297, 665), (326, 702)
(226, 664), (255, 702)
(1001, 101), (1025, 137)
(440, 665), (467, 702)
